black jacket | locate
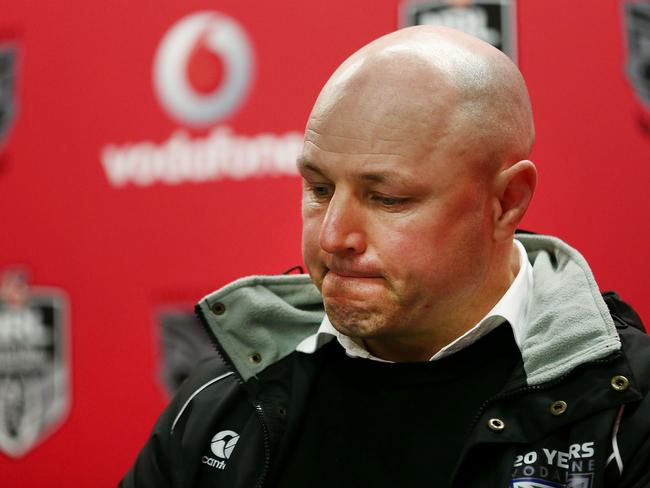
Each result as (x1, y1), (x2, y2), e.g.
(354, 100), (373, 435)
(121, 234), (650, 487)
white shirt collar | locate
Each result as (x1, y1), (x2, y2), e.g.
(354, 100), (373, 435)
(296, 239), (533, 362)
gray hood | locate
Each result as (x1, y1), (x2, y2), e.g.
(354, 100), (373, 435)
(197, 234), (620, 384)
(516, 234), (620, 385)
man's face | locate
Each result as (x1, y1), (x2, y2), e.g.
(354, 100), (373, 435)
(299, 79), (496, 349)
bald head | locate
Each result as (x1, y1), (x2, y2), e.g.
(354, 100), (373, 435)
(309, 26), (535, 174)
(300, 27), (538, 361)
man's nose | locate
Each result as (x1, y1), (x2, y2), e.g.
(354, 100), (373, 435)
(319, 192), (367, 255)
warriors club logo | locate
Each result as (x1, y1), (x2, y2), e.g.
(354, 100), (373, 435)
(0, 269), (70, 457)
(153, 11), (255, 126)
(401, 0), (518, 62)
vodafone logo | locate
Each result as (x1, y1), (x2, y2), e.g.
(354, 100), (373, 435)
(153, 11), (254, 125)
(210, 430), (240, 459)
(102, 11), (299, 188)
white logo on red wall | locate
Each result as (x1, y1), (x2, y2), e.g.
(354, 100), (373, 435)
(401, 0), (518, 62)
(0, 43), (18, 155)
(101, 11), (301, 188)
(623, 2), (650, 138)
(0, 269), (70, 457)
(153, 11), (254, 126)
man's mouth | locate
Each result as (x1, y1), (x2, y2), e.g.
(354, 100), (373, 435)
(327, 269), (382, 279)
(324, 262), (383, 279)
(322, 267), (386, 289)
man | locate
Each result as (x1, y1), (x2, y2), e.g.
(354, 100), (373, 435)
(121, 26), (650, 487)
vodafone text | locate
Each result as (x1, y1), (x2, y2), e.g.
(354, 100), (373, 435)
(101, 126), (302, 187)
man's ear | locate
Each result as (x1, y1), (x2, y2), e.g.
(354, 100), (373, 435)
(492, 160), (537, 242)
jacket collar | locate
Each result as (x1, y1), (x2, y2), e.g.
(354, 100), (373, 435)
(515, 234), (620, 385)
(196, 234), (621, 385)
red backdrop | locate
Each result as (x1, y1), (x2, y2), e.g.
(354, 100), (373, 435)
(0, 1), (648, 486)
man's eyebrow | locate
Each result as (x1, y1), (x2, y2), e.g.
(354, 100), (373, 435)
(297, 158), (420, 187)
(357, 170), (417, 186)
(358, 172), (389, 183)
(296, 158), (325, 176)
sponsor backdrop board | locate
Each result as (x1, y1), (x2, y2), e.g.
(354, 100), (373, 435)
(0, 0), (648, 486)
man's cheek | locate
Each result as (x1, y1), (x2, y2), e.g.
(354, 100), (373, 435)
(381, 235), (425, 265)
(301, 230), (323, 284)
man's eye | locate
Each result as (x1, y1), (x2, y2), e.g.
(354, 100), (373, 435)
(309, 185), (331, 198)
(373, 194), (405, 207)
(380, 197), (399, 206)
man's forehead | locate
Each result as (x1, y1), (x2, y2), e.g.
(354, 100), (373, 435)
(298, 105), (479, 188)
(302, 100), (451, 172)
(303, 122), (418, 155)
(296, 150), (438, 189)
(310, 77), (449, 133)
(306, 70), (458, 162)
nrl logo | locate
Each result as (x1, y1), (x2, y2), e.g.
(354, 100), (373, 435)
(624, 1), (650, 137)
(156, 308), (217, 397)
(0, 269), (70, 457)
(624, 2), (650, 108)
(400, 0), (518, 62)
(0, 44), (17, 154)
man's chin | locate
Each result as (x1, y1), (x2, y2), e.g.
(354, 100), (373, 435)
(324, 301), (385, 339)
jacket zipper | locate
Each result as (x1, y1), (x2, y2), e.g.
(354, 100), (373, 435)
(194, 305), (272, 488)
(253, 404), (272, 488)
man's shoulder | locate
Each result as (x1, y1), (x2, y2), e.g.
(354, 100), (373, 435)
(166, 356), (239, 420)
(618, 323), (650, 392)
(608, 314), (650, 484)
(602, 291), (649, 387)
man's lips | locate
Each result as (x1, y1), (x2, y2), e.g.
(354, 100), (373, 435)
(321, 270), (385, 300)
(324, 267), (384, 281)
(327, 270), (382, 279)
(319, 263), (387, 301)
(323, 261), (383, 278)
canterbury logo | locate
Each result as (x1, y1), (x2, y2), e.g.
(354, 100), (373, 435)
(210, 430), (240, 459)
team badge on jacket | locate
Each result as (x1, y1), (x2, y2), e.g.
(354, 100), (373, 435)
(510, 442), (596, 488)
(0, 269), (70, 457)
